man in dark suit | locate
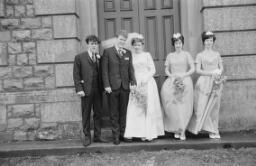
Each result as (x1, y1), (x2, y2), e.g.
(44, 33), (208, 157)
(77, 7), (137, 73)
(73, 35), (107, 146)
(101, 30), (137, 145)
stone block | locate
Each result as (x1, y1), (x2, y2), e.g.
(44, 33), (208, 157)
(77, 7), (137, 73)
(0, 19), (19, 29)
(0, 131), (13, 143)
(223, 56), (256, 80)
(0, 67), (12, 79)
(0, 88), (79, 105)
(0, 80), (2, 92)
(59, 122), (81, 139)
(6, 5), (14, 17)
(0, 0), (4, 17)
(12, 30), (31, 41)
(53, 15), (79, 38)
(21, 0), (33, 4)
(34, 0), (78, 15)
(7, 118), (23, 129)
(16, 54), (28, 65)
(31, 28), (52, 40)
(26, 4), (34, 16)
(8, 54), (16, 66)
(35, 104), (40, 117)
(42, 16), (52, 28)
(23, 42), (35, 53)
(214, 31), (256, 55)
(13, 130), (27, 141)
(8, 42), (22, 54)
(3, 79), (23, 91)
(20, 18), (41, 29)
(0, 31), (11, 42)
(0, 43), (8, 65)
(14, 5), (26, 17)
(22, 118), (40, 130)
(45, 76), (55, 89)
(34, 65), (54, 77)
(203, 0), (256, 6)
(28, 53), (36, 65)
(37, 39), (79, 63)
(219, 80), (256, 131)
(24, 77), (45, 89)
(6, 0), (19, 5)
(203, 6), (256, 31)
(27, 130), (36, 140)
(12, 66), (33, 78)
(40, 102), (81, 123)
(56, 64), (74, 87)
(8, 104), (34, 118)
(0, 105), (7, 131)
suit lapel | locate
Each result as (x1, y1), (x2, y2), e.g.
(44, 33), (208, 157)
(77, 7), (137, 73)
(86, 51), (94, 64)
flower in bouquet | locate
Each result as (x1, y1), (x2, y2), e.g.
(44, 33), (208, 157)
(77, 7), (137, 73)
(172, 77), (186, 104)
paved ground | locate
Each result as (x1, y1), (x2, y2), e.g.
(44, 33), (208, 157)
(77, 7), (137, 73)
(1, 148), (256, 166)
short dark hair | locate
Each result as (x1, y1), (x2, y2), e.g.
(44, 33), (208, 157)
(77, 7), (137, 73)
(201, 31), (216, 43)
(131, 37), (144, 45)
(171, 34), (184, 46)
(85, 35), (101, 44)
(116, 29), (128, 38)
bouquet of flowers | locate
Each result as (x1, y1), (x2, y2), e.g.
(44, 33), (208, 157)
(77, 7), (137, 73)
(172, 77), (186, 104)
(131, 84), (148, 110)
(212, 74), (227, 93)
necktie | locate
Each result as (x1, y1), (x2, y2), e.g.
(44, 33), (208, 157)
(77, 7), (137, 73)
(92, 53), (96, 62)
(118, 49), (123, 57)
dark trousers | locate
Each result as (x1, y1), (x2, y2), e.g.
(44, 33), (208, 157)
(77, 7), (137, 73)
(109, 87), (130, 139)
(81, 78), (102, 140)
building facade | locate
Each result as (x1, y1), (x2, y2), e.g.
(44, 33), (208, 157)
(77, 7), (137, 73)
(0, 0), (256, 142)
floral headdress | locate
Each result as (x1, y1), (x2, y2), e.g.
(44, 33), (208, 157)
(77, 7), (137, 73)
(205, 31), (214, 36)
(173, 33), (182, 39)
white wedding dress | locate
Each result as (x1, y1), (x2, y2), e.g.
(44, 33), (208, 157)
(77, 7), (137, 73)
(124, 52), (164, 140)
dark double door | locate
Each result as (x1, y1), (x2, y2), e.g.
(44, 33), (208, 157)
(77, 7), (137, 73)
(97, 0), (180, 125)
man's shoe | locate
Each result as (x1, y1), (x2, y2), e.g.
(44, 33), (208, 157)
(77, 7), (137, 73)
(82, 138), (91, 147)
(93, 137), (109, 143)
(113, 138), (120, 145)
(123, 138), (132, 142)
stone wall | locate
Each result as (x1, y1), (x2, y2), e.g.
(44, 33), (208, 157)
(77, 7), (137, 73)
(202, 0), (256, 131)
(0, 0), (81, 143)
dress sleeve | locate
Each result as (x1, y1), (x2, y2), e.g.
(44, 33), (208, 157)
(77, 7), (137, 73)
(195, 53), (202, 65)
(147, 52), (156, 77)
(217, 52), (223, 64)
(164, 54), (170, 66)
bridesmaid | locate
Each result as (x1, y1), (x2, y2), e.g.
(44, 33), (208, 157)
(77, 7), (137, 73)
(161, 33), (195, 140)
(188, 31), (224, 139)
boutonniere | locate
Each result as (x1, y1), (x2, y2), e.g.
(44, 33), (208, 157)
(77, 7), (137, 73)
(96, 54), (101, 59)
(119, 48), (126, 56)
(80, 80), (84, 84)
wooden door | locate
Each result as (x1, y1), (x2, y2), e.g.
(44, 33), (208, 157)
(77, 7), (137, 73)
(97, 0), (180, 126)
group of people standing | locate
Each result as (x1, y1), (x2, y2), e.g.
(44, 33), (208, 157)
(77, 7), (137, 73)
(73, 30), (226, 146)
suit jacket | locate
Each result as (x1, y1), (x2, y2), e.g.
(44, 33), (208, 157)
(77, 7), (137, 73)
(101, 46), (136, 90)
(73, 51), (103, 96)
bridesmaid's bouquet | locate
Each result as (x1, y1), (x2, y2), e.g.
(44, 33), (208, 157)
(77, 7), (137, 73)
(173, 77), (186, 104)
(212, 74), (227, 96)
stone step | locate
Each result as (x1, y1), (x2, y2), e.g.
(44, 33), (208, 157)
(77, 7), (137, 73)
(0, 132), (256, 158)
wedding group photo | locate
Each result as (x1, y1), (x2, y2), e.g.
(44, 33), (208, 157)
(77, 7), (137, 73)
(0, 0), (256, 165)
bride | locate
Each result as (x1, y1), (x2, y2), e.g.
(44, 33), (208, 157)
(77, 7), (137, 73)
(123, 33), (164, 141)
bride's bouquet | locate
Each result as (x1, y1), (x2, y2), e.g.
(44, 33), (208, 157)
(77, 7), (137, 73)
(131, 84), (148, 110)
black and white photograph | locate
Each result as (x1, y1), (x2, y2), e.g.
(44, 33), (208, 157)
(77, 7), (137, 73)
(0, 0), (256, 165)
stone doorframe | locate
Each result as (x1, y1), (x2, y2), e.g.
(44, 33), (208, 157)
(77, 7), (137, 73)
(79, 0), (203, 59)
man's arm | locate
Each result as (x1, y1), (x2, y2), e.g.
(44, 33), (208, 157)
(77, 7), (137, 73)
(128, 51), (137, 86)
(73, 55), (83, 93)
(101, 49), (112, 93)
